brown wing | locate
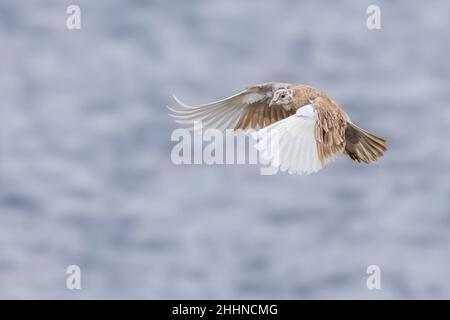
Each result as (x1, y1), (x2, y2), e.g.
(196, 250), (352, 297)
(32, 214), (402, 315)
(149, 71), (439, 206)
(312, 97), (347, 166)
(234, 101), (295, 130)
(168, 82), (294, 131)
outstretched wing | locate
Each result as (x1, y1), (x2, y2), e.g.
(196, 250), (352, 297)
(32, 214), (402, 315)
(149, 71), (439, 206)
(254, 97), (347, 175)
(168, 83), (295, 131)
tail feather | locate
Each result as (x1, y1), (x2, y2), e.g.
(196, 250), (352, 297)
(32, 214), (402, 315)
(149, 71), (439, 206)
(344, 122), (387, 163)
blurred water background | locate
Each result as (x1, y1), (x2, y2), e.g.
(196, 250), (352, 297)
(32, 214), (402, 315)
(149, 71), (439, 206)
(1, 0), (450, 299)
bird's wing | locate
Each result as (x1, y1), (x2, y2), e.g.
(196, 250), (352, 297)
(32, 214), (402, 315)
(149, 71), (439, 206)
(168, 83), (295, 131)
(312, 97), (347, 167)
(254, 97), (347, 175)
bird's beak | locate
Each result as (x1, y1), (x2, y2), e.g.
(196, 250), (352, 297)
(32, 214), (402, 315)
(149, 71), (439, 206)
(269, 100), (274, 107)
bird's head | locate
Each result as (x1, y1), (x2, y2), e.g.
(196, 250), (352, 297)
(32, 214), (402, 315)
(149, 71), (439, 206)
(269, 89), (293, 109)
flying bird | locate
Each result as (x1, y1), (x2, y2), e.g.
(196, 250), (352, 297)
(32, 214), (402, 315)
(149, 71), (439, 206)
(168, 82), (387, 174)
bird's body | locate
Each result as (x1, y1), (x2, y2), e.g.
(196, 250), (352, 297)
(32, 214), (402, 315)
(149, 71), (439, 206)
(169, 82), (387, 174)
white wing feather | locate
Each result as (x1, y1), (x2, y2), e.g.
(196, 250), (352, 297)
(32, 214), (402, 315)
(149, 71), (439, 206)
(255, 105), (334, 175)
(168, 91), (267, 131)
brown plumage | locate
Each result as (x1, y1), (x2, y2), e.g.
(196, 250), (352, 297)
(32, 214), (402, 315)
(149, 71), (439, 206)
(169, 82), (387, 174)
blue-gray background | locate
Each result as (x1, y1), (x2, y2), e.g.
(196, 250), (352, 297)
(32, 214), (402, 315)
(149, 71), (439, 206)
(1, 0), (449, 299)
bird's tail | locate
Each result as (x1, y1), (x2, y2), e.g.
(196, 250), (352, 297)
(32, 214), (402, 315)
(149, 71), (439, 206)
(344, 122), (387, 163)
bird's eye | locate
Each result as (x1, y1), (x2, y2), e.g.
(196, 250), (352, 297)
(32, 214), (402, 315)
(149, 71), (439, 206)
(281, 94), (286, 99)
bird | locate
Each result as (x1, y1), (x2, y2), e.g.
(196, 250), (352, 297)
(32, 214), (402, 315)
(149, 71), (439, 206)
(168, 82), (387, 175)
